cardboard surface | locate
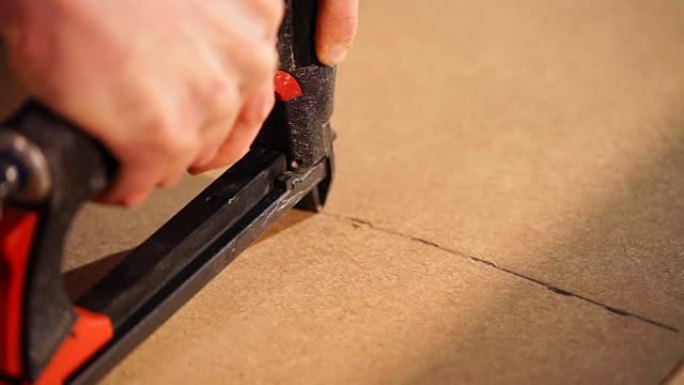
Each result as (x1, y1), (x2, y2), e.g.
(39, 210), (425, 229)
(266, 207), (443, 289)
(670, 366), (684, 385)
(327, 0), (684, 329)
(73, 201), (683, 385)
(0, 0), (683, 383)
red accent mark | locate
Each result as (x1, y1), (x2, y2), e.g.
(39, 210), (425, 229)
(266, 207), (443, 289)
(35, 307), (113, 385)
(274, 70), (303, 101)
(0, 209), (38, 377)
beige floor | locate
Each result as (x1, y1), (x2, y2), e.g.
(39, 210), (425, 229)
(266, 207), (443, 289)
(2, 0), (684, 383)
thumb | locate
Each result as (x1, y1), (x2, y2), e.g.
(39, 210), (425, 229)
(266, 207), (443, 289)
(315, 0), (358, 65)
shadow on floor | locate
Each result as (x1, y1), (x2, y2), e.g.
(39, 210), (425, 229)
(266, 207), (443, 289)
(64, 207), (315, 301)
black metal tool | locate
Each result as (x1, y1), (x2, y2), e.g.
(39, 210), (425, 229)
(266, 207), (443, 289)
(0, 1), (335, 384)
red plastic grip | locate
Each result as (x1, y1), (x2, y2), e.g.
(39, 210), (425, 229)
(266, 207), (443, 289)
(34, 307), (113, 385)
(0, 209), (38, 377)
(0, 209), (113, 384)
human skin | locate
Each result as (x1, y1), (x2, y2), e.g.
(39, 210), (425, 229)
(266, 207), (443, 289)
(0, 0), (357, 206)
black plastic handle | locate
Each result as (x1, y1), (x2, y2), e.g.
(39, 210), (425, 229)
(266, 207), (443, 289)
(0, 101), (115, 378)
(258, 0), (336, 169)
(2, 101), (116, 204)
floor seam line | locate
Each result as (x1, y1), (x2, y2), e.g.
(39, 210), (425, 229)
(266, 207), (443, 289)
(323, 211), (680, 333)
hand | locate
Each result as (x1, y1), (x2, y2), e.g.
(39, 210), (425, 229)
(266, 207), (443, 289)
(316, 0), (359, 65)
(0, 0), (283, 206)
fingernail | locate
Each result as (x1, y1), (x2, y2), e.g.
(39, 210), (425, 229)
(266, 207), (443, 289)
(325, 44), (348, 65)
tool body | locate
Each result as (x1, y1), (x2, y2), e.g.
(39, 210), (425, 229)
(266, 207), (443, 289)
(0, 1), (335, 384)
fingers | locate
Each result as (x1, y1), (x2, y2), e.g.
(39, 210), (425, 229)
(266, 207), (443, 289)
(189, 118), (231, 171)
(99, 159), (174, 207)
(248, 0), (285, 40)
(316, 0), (359, 65)
(191, 76), (242, 168)
(7, 0), (283, 207)
(190, 79), (275, 173)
